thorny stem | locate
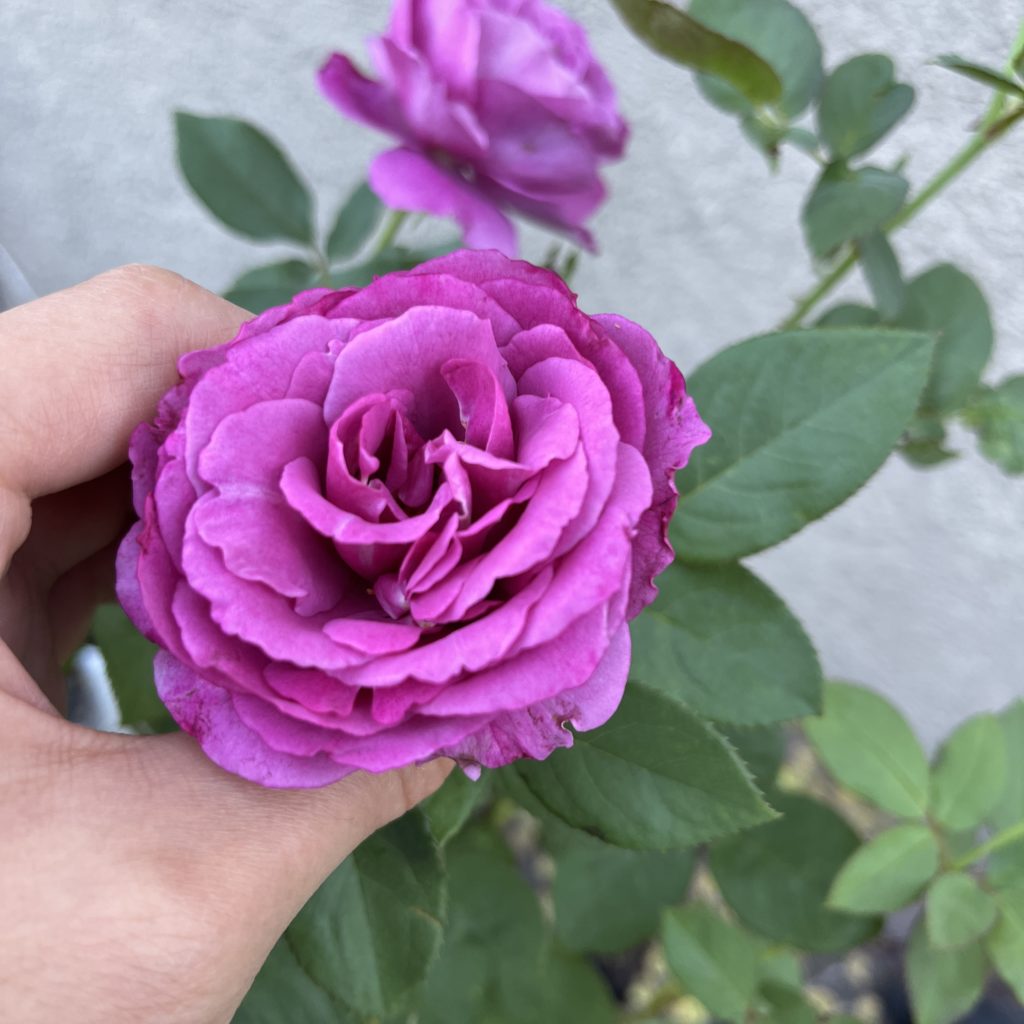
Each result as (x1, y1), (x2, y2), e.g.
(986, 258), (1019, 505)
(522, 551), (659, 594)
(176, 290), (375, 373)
(781, 25), (1024, 330)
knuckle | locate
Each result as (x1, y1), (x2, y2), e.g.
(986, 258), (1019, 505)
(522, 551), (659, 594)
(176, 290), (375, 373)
(95, 262), (188, 301)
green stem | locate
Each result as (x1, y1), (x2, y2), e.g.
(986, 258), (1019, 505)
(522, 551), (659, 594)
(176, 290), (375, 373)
(372, 209), (408, 257)
(781, 29), (1024, 329)
(780, 252), (857, 330)
(953, 818), (1024, 871)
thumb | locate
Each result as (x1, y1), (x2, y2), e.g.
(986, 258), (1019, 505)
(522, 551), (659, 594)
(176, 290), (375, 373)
(122, 729), (453, 927)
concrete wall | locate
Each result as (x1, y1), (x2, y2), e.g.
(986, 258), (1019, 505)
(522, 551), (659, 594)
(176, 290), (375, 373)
(2, 0), (1022, 745)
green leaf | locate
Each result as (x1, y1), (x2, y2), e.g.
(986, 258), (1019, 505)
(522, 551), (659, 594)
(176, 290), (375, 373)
(988, 838), (1024, 890)
(803, 165), (909, 258)
(175, 112), (314, 245)
(233, 939), (357, 1024)
(991, 701), (1024, 829)
(757, 946), (802, 987)
(223, 260), (318, 314)
(758, 948), (802, 990)
(287, 809), (445, 1017)
(804, 681), (929, 817)
(514, 683), (776, 850)
(550, 830), (695, 953)
(515, 948), (617, 1024)
(422, 769), (491, 847)
(818, 54), (914, 159)
(629, 561), (822, 725)
(857, 232), (905, 321)
(689, 0), (823, 118)
(759, 981), (817, 1024)
(906, 918), (986, 1024)
(673, 328), (933, 563)
(935, 54), (1024, 98)
(662, 904), (763, 1021)
(814, 303), (880, 328)
(326, 183), (384, 264)
(710, 793), (880, 952)
(718, 724), (786, 792)
(420, 826), (615, 1024)
(91, 603), (175, 733)
(419, 825), (541, 1024)
(986, 887), (1024, 1002)
(962, 376), (1024, 474)
(929, 713), (1008, 832)
(828, 824), (940, 914)
(609, 0), (781, 106)
(926, 872), (998, 949)
(896, 265), (994, 415)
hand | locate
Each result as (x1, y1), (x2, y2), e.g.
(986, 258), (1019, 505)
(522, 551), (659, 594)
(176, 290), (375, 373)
(0, 265), (450, 1024)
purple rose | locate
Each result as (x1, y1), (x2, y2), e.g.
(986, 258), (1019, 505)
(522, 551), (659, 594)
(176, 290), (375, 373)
(117, 251), (709, 787)
(318, 0), (627, 255)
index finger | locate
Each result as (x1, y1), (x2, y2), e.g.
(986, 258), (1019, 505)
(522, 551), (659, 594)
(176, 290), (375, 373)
(0, 264), (248, 502)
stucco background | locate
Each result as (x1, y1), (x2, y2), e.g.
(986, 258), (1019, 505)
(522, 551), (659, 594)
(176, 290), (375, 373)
(1, 0), (1022, 746)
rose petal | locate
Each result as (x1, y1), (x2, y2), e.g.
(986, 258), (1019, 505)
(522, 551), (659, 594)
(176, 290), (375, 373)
(324, 303), (512, 435)
(281, 455), (454, 577)
(184, 317), (351, 488)
(155, 653), (353, 788)
(230, 690), (488, 771)
(517, 356), (620, 556)
(407, 442), (588, 623)
(318, 52), (409, 138)
(369, 148), (517, 255)
(440, 623), (630, 770)
(441, 358), (514, 459)
(593, 314), (711, 616)
(181, 514), (408, 670)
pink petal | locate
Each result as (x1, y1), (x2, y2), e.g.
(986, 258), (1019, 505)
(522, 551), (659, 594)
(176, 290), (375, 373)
(155, 653), (353, 788)
(369, 147), (517, 254)
(441, 624), (630, 770)
(593, 314), (711, 617)
(183, 316), (350, 489)
(441, 358), (514, 458)
(324, 303), (512, 439)
(230, 690), (488, 772)
(518, 356), (620, 556)
(318, 53), (409, 138)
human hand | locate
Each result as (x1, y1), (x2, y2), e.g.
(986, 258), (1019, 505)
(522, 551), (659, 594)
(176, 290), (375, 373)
(0, 265), (450, 1024)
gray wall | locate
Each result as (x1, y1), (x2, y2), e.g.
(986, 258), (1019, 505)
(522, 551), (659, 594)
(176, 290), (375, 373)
(2, 0), (1022, 745)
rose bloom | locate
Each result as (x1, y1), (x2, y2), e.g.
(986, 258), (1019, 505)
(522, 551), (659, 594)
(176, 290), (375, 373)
(319, 0), (627, 255)
(117, 251), (708, 787)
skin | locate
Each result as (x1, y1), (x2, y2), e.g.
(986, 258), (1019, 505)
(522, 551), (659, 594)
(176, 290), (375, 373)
(0, 265), (451, 1024)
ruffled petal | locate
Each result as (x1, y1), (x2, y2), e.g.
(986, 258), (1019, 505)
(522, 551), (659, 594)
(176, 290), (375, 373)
(155, 653), (353, 788)
(441, 624), (630, 770)
(593, 314), (711, 617)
